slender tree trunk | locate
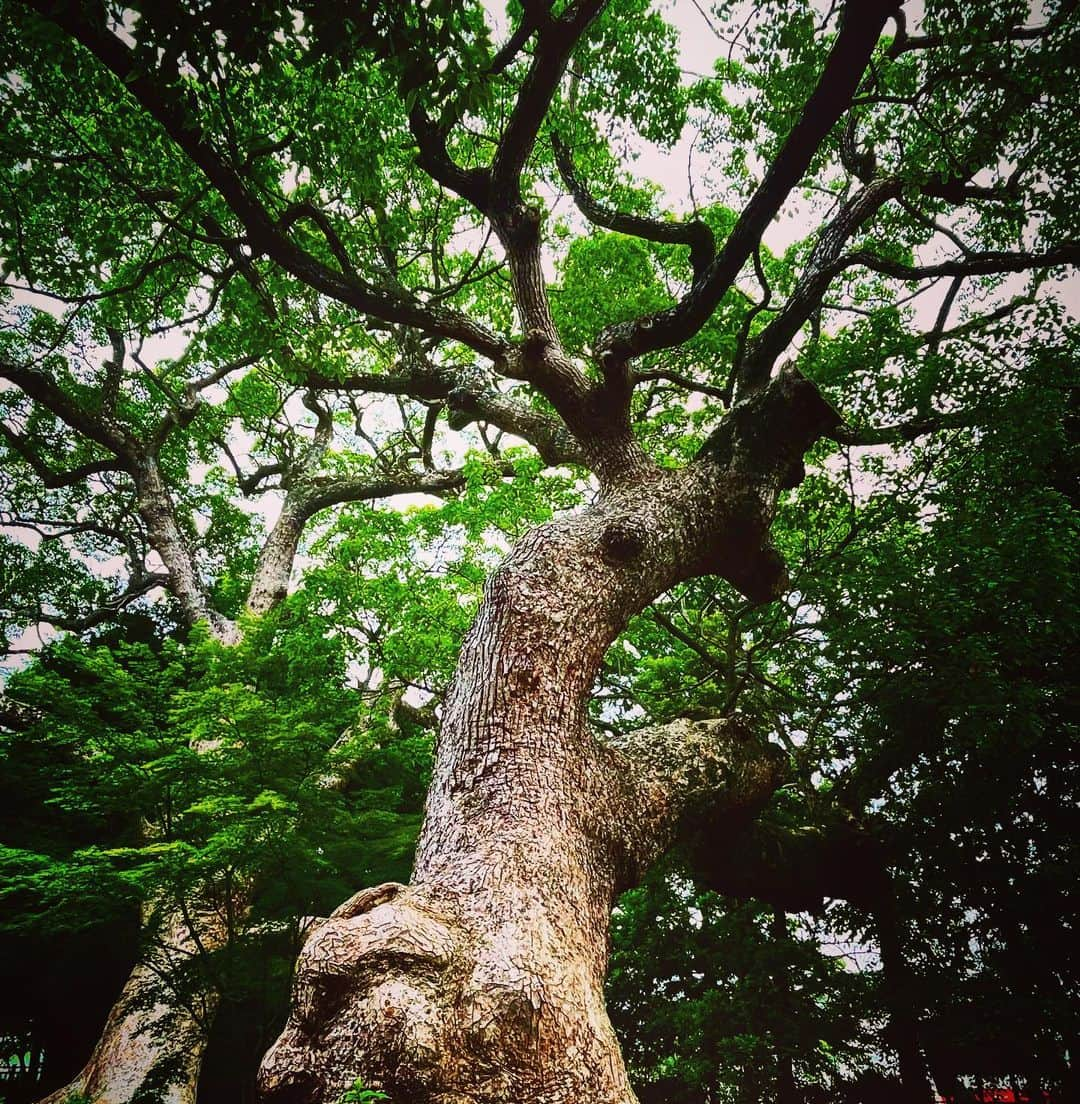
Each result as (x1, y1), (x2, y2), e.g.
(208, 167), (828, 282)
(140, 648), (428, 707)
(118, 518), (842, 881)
(259, 373), (831, 1104)
(34, 432), (327, 1102)
(875, 897), (935, 1104)
(36, 906), (224, 1104)
(772, 910), (800, 1104)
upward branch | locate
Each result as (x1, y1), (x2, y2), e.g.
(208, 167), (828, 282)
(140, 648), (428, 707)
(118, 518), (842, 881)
(490, 0), (609, 207)
(595, 0), (901, 364)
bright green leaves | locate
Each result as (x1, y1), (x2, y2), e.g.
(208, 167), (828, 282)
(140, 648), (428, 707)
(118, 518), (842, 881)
(571, 0), (686, 147)
(0, 597), (432, 950)
(224, 370), (283, 433)
(0, 4), (213, 318)
(554, 232), (671, 355)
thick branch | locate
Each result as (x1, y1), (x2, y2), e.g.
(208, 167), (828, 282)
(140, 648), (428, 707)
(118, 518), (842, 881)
(305, 360), (585, 468)
(0, 421), (124, 487)
(246, 467), (472, 617)
(445, 387), (585, 466)
(595, 0), (900, 363)
(130, 454), (237, 643)
(487, 4), (546, 76)
(603, 715), (787, 887)
(693, 370), (842, 602)
(303, 467), (468, 516)
(0, 357), (134, 459)
(490, 1), (608, 205)
(552, 134), (715, 280)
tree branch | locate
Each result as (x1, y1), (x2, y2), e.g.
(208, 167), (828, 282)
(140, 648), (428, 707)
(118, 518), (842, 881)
(595, 0), (901, 364)
(490, 0), (608, 205)
(0, 421), (124, 488)
(445, 386), (585, 467)
(39, 571), (171, 634)
(839, 242), (1080, 281)
(551, 133), (714, 280)
(602, 714), (787, 888)
(246, 466), (474, 617)
(128, 453), (237, 643)
(302, 467), (469, 516)
(487, 3), (547, 77)
(734, 175), (903, 395)
(829, 409), (981, 447)
(0, 356), (135, 460)
(26, 0), (510, 362)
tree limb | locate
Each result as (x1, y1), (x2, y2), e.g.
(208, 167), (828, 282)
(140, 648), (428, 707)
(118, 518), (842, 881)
(595, 0), (901, 365)
(0, 421), (124, 488)
(0, 356), (135, 460)
(490, 0), (608, 205)
(25, 0), (510, 362)
(829, 409), (981, 447)
(839, 242), (1080, 281)
(551, 133), (715, 280)
(602, 713), (787, 888)
(734, 175), (903, 395)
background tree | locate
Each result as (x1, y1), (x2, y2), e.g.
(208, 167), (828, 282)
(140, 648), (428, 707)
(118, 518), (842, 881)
(0, 606), (432, 1102)
(1, 0), (1078, 1102)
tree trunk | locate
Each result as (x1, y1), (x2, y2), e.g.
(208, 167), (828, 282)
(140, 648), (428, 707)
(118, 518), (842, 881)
(875, 897), (935, 1104)
(259, 373), (834, 1104)
(772, 910), (800, 1104)
(36, 905), (223, 1104)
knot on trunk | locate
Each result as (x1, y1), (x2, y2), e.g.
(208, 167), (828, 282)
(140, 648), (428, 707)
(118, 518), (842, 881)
(703, 370), (842, 488)
(259, 887), (458, 1104)
(599, 517), (644, 565)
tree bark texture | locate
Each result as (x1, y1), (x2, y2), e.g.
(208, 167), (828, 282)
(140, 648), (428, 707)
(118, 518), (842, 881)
(259, 375), (837, 1103)
(36, 905), (224, 1104)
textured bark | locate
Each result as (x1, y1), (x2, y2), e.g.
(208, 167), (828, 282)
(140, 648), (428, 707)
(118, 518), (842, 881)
(131, 454), (240, 644)
(259, 374), (838, 1104)
(36, 906), (224, 1104)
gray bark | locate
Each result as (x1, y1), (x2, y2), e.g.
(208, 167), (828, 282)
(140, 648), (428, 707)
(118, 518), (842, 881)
(37, 905), (224, 1104)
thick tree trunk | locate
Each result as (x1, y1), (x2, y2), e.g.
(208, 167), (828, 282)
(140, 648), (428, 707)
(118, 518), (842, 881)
(260, 373), (834, 1104)
(37, 905), (223, 1104)
(258, 503), (671, 1102)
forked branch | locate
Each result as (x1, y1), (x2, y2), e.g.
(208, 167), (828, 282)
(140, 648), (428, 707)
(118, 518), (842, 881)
(594, 0), (901, 364)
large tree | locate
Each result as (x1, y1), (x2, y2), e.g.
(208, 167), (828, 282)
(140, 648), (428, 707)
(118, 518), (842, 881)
(1, 0), (1077, 1101)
